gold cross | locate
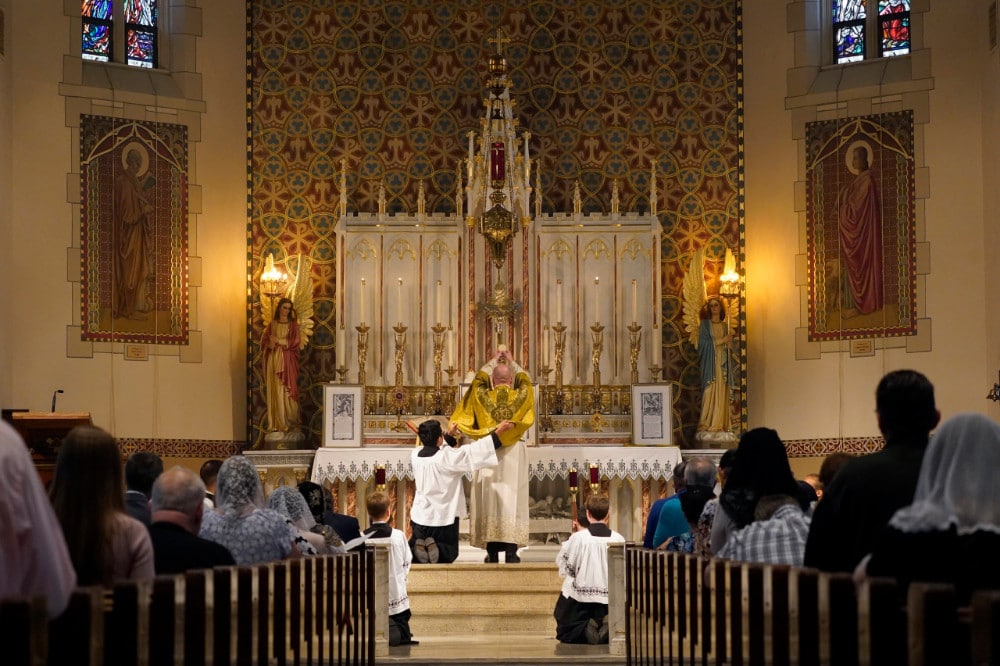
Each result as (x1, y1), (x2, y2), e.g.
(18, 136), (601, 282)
(487, 28), (510, 55)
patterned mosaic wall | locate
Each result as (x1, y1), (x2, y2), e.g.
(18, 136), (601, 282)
(247, 0), (744, 448)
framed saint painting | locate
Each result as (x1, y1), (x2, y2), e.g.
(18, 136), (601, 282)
(322, 384), (364, 447)
(631, 383), (673, 446)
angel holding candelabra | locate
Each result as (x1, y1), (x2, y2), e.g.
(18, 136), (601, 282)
(261, 254), (314, 444)
(683, 248), (738, 444)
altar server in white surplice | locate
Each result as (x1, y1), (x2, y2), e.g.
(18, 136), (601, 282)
(363, 491), (417, 646)
(408, 419), (508, 564)
(554, 494), (625, 645)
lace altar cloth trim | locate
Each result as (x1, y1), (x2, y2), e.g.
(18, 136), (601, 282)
(311, 447), (681, 483)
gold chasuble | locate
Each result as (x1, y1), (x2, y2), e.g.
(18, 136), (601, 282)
(451, 369), (534, 447)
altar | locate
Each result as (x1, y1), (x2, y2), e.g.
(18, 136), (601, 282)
(311, 445), (681, 544)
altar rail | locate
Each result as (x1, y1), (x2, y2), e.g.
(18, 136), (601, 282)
(623, 545), (1000, 666)
(1, 550), (377, 666)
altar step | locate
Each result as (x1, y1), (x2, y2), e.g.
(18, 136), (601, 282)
(392, 562), (622, 665)
(407, 562), (562, 636)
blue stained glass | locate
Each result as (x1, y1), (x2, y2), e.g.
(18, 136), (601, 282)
(833, 0), (865, 22)
(835, 25), (865, 63)
(127, 28), (155, 68)
(82, 23), (111, 61)
(125, 0), (156, 27)
(82, 0), (112, 20)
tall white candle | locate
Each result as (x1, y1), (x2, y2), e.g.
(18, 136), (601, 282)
(447, 329), (455, 367)
(436, 280), (442, 323)
(542, 326), (549, 366)
(557, 280), (563, 323)
(360, 278), (366, 323)
(337, 327), (346, 362)
(594, 277), (600, 322)
(631, 279), (637, 324)
(397, 278), (403, 323)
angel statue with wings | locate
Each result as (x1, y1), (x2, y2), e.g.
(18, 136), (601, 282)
(683, 248), (737, 444)
(261, 254), (314, 440)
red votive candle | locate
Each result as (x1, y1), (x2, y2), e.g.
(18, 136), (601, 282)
(589, 465), (599, 486)
(375, 466), (386, 486)
(568, 469), (578, 489)
(490, 141), (506, 181)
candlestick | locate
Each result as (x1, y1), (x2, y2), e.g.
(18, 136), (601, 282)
(360, 278), (366, 323)
(569, 468), (578, 491)
(557, 280), (563, 323)
(375, 465), (386, 489)
(594, 276), (600, 322)
(589, 464), (600, 489)
(436, 280), (442, 323)
(631, 279), (637, 324)
(396, 277), (403, 324)
(542, 325), (549, 366)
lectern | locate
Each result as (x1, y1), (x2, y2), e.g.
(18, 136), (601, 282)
(7, 411), (92, 485)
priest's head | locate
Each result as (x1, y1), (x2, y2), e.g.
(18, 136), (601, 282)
(492, 363), (513, 387)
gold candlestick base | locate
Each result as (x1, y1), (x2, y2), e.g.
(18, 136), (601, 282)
(336, 366), (349, 383)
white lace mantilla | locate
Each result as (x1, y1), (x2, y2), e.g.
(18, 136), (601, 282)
(311, 447), (681, 484)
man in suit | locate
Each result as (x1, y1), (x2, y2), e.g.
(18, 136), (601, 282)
(148, 466), (235, 574)
(125, 450), (163, 525)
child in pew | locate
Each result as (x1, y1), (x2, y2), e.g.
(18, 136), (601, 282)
(363, 491), (417, 646)
(554, 494), (625, 644)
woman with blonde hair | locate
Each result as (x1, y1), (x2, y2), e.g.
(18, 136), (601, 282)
(49, 425), (154, 586)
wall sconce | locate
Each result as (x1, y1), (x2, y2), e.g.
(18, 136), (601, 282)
(260, 253), (289, 306)
(987, 371), (1000, 402)
(719, 247), (740, 304)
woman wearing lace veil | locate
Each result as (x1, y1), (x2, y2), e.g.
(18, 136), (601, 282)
(199, 456), (297, 565)
(856, 412), (1000, 602)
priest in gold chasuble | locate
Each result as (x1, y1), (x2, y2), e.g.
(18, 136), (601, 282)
(451, 349), (534, 563)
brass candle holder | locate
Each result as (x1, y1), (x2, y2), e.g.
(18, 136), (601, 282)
(590, 323), (604, 413)
(336, 366), (349, 383)
(356, 323), (370, 386)
(627, 323), (642, 385)
(552, 322), (567, 414)
(392, 324), (408, 388)
(431, 323), (447, 414)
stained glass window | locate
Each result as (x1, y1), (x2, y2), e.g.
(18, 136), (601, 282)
(879, 1), (910, 58)
(82, 0), (158, 68)
(832, 0), (909, 63)
(82, 1), (113, 62)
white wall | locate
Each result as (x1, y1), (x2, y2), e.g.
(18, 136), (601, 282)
(3, 0), (248, 442)
(743, 1), (993, 440)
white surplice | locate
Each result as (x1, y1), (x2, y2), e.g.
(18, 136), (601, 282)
(409, 434), (497, 527)
(557, 524), (625, 604)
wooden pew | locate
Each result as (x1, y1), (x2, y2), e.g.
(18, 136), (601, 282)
(971, 589), (1000, 666)
(0, 596), (47, 666)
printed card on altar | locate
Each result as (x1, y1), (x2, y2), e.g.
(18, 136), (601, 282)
(631, 383), (672, 446)
(323, 384), (364, 447)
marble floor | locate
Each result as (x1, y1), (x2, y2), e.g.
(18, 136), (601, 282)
(379, 632), (624, 665)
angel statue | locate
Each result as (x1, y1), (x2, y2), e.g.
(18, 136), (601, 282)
(682, 248), (737, 444)
(261, 253), (313, 444)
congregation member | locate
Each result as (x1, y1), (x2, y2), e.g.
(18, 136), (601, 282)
(554, 494), (625, 644)
(298, 480), (354, 550)
(452, 347), (534, 564)
(124, 450), (164, 525)
(0, 420), (76, 617)
(148, 466), (235, 574)
(660, 456), (717, 553)
(199, 458), (223, 508)
(199, 455), (297, 564)
(364, 491), (417, 646)
(267, 484), (339, 555)
(805, 370), (939, 572)
(694, 448), (736, 557)
(409, 418), (509, 563)
(817, 451), (853, 496)
(642, 460), (686, 549)
(712, 428), (810, 564)
(855, 412), (1000, 603)
(50, 425), (154, 585)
